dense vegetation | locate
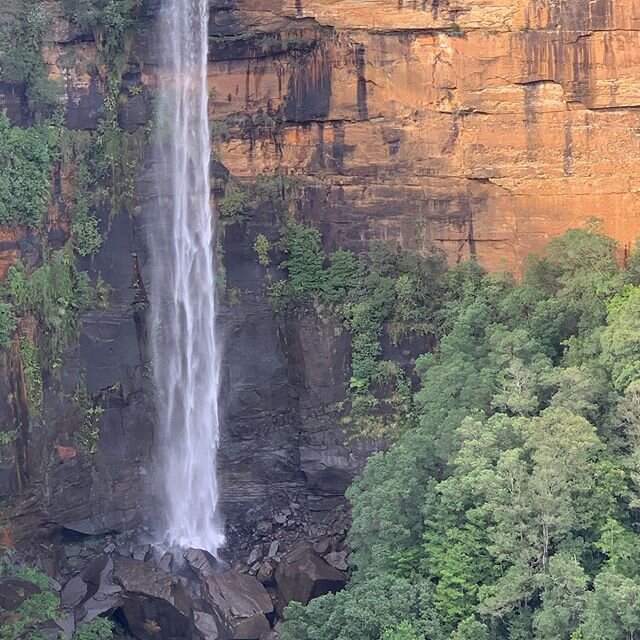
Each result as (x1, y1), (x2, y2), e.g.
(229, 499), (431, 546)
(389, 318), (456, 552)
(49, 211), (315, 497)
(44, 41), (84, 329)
(0, 558), (114, 640)
(0, 0), (144, 469)
(281, 223), (640, 640)
(265, 218), (447, 439)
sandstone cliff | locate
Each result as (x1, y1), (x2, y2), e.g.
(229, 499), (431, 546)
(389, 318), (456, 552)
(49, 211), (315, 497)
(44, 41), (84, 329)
(209, 0), (640, 272)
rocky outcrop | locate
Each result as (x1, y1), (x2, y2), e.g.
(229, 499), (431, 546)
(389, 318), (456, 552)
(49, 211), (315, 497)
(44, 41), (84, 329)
(113, 557), (197, 640)
(4, 540), (341, 640)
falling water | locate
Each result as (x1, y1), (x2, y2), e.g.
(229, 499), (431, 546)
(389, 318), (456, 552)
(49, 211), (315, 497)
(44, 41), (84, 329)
(147, 0), (225, 554)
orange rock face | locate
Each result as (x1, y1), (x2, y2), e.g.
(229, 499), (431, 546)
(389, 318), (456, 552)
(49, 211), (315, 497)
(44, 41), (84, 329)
(210, 0), (640, 273)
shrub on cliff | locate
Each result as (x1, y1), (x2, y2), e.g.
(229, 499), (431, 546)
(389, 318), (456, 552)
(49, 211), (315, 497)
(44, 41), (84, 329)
(0, 114), (57, 227)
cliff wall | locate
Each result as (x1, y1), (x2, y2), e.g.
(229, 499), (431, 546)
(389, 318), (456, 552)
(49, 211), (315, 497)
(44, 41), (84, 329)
(209, 0), (640, 272)
(1, 0), (640, 563)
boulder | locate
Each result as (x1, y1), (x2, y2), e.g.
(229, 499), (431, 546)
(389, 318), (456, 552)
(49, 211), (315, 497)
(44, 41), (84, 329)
(324, 551), (348, 572)
(60, 574), (88, 609)
(158, 551), (175, 573)
(247, 546), (262, 566)
(112, 557), (195, 640)
(0, 577), (41, 610)
(76, 556), (122, 623)
(256, 559), (277, 585)
(184, 547), (219, 580)
(132, 544), (152, 562)
(194, 610), (221, 639)
(55, 612), (75, 639)
(275, 544), (346, 615)
(204, 570), (273, 639)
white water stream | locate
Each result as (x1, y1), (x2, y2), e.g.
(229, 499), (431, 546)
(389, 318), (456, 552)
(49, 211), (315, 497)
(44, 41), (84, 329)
(148, 0), (225, 554)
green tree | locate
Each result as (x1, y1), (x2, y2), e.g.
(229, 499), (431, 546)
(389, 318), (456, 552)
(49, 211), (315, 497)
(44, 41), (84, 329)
(601, 288), (640, 391)
(533, 553), (587, 640)
(449, 617), (490, 640)
(580, 571), (640, 640)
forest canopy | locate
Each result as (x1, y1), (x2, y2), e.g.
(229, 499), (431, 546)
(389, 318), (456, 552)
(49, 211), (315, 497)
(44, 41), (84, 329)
(281, 223), (640, 640)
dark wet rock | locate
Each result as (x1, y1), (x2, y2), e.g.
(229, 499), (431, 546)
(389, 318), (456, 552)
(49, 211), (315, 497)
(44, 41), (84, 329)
(36, 621), (63, 640)
(116, 541), (133, 557)
(184, 547), (219, 580)
(275, 544), (346, 615)
(0, 577), (40, 610)
(55, 612), (75, 639)
(247, 546), (262, 566)
(256, 559), (277, 585)
(77, 557), (122, 623)
(0, 463), (17, 497)
(65, 75), (103, 131)
(112, 557), (194, 640)
(259, 632), (278, 640)
(60, 574), (87, 609)
(0, 82), (29, 126)
(204, 570), (273, 639)
(133, 544), (152, 562)
(312, 537), (332, 555)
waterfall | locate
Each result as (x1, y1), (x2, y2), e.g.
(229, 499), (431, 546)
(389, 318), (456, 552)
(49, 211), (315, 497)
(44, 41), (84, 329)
(147, 0), (225, 554)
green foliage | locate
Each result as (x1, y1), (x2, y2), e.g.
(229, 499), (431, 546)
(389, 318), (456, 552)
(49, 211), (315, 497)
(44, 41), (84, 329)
(71, 160), (103, 256)
(281, 220), (327, 294)
(0, 0), (61, 117)
(281, 576), (443, 640)
(580, 571), (640, 640)
(95, 77), (144, 217)
(19, 336), (42, 417)
(9, 249), (92, 368)
(219, 184), (249, 223)
(283, 226), (640, 640)
(73, 376), (104, 454)
(62, 0), (146, 221)
(600, 287), (640, 391)
(72, 617), (114, 640)
(0, 562), (59, 640)
(269, 220), (447, 438)
(253, 234), (271, 266)
(0, 303), (16, 349)
(0, 114), (57, 227)
(0, 589), (59, 640)
(10, 564), (50, 589)
(62, 0), (141, 74)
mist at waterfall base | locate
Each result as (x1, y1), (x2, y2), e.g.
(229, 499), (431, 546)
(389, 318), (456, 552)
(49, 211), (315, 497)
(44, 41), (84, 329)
(145, 0), (225, 555)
